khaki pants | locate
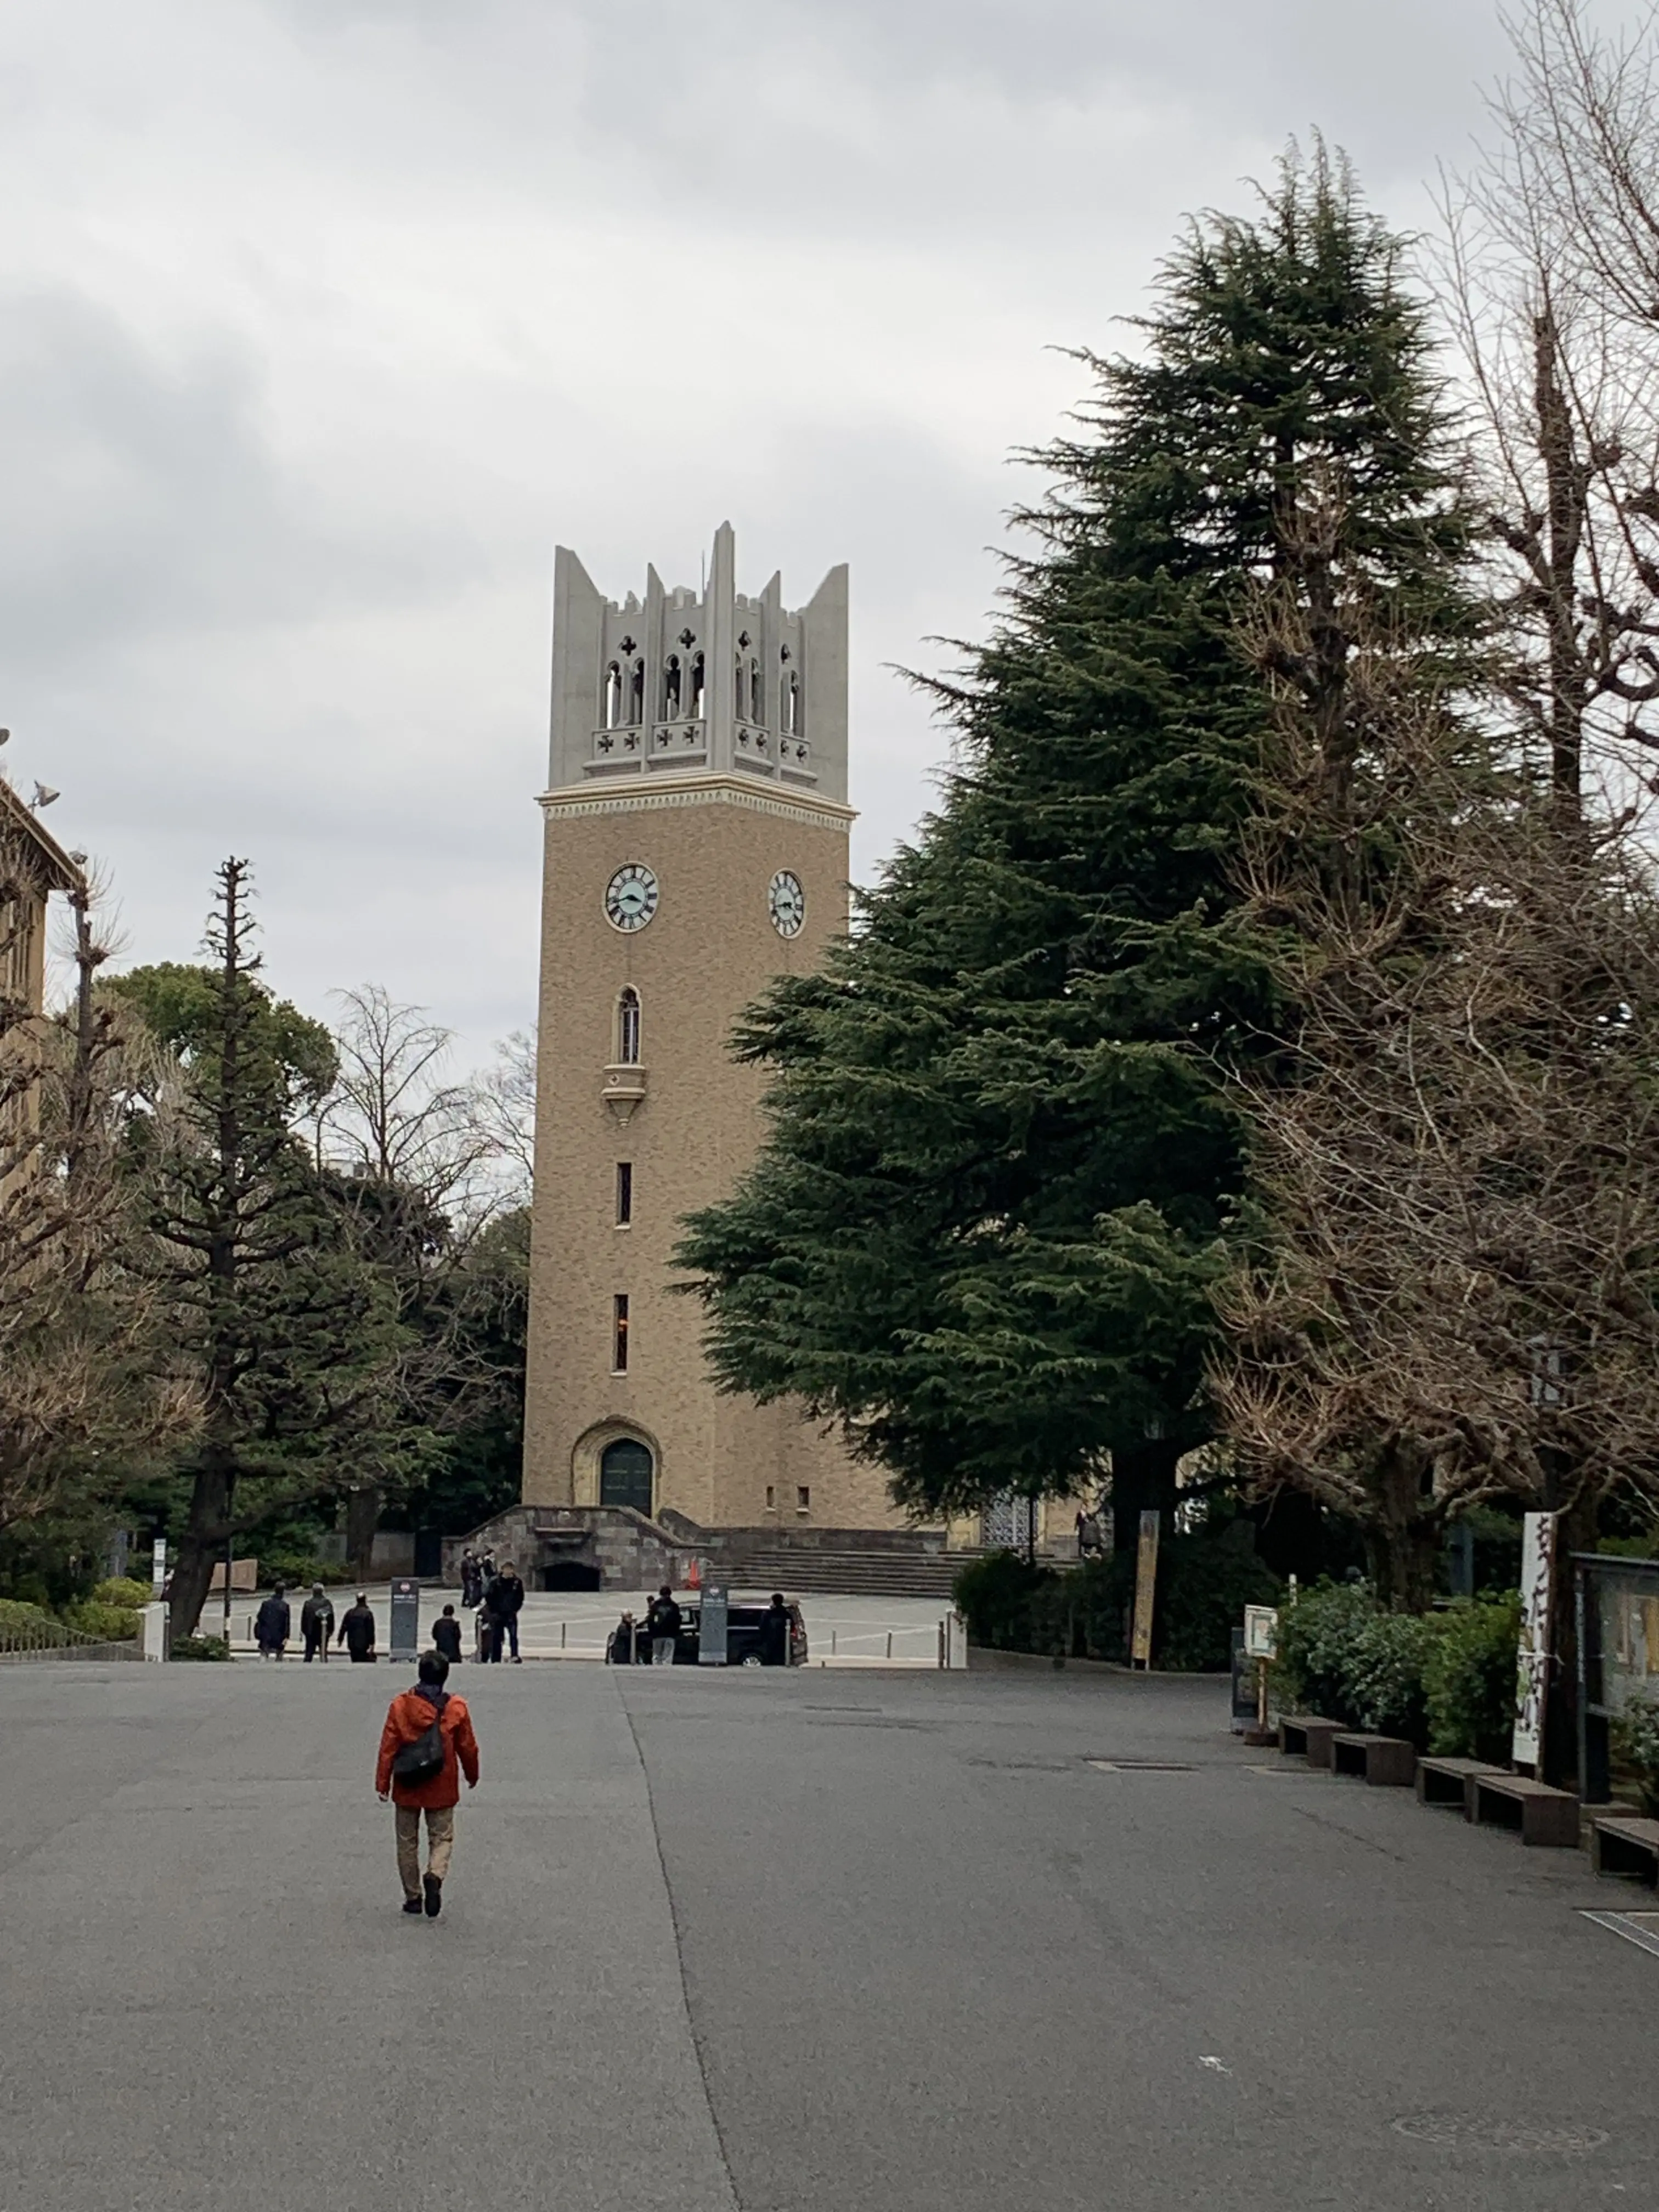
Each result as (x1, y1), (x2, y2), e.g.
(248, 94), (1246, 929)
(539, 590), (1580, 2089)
(395, 1804), (455, 1899)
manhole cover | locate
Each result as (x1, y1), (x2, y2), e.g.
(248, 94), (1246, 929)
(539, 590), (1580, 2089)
(1392, 2113), (1609, 2154)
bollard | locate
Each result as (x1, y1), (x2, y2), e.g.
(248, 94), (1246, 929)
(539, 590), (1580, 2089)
(886, 1630), (893, 1660)
(561, 1621), (567, 1650)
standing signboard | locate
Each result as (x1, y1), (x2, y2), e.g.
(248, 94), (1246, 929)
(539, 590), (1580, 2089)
(1130, 1510), (1160, 1668)
(698, 1585), (730, 1667)
(151, 1537), (167, 1596)
(389, 1577), (421, 1664)
(1512, 1511), (1559, 1770)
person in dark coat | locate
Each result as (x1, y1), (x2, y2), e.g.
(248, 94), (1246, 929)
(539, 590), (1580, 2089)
(646, 1586), (682, 1667)
(606, 1611), (641, 1664)
(459, 1550), (481, 1609)
(758, 1593), (791, 1667)
(431, 1604), (464, 1664)
(300, 1584), (335, 1662)
(483, 1562), (525, 1663)
(337, 1592), (377, 1662)
(255, 1584), (290, 1660)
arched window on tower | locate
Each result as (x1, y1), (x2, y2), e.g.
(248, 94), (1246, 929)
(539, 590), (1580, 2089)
(734, 654), (748, 722)
(603, 662), (622, 729)
(662, 654), (681, 718)
(629, 658), (645, 724)
(690, 651), (706, 719)
(616, 987), (641, 1065)
(783, 670), (801, 735)
(749, 658), (764, 726)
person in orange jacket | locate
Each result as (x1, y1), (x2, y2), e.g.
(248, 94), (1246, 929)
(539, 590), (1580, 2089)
(376, 1650), (481, 1917)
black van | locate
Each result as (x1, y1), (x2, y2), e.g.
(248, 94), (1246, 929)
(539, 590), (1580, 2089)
(613, 1599), (807, 1666)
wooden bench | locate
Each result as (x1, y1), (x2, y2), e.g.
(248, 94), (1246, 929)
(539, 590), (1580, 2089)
(1278, 1715), (1344, 1769)
(1590, 1814), (1659, 1885)
(1468, 1772), (1580, 1847)
(1331, 1732), (1417, 1787)
(1416, 1756), (1505, 1812)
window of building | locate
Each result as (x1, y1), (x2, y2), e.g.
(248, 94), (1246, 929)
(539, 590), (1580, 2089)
(749, 657), (764, 725)
(783, 669), (800, 735)
(765, 1485), (775, 1509)
(662, 653), (681, 718)
(734, 654), (748, 721)
(616, 1161), (633, 1226)
(629, 658), (645, 723)
(616, 987), (641, 1065)
(603, 661), (622, 729)
(795, 1485), (810, 1514)
(612, 1294), (630, 1373)
(690, 651), (706, 719)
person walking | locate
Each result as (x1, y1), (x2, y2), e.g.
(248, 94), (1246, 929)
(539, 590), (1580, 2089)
(300, 1584), (335, 1662)
(337, 1591), (378, 1662)
(375, 1651), (480, 1918)
(432, 1604), (464, 1665)
(484, 1561), (525, 1664)
(254, 1584), (290, 1660)
(459, 1550), (481, 1610)
(646, 1585), (682, 1667)
(758, 1592), (791, 1667)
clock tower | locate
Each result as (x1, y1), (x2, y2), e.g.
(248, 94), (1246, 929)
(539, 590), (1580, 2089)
(521, 523), (902, 1553)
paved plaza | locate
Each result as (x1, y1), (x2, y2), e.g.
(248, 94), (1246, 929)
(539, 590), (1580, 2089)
(1, 1659), (1655, 2210)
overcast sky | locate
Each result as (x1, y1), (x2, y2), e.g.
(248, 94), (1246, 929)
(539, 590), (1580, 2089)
(0, 1), (1623, 1065)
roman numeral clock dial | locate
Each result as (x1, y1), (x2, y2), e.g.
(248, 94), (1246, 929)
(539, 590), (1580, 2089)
(769, 870), (805, 938)
(605, 864), (658, 932)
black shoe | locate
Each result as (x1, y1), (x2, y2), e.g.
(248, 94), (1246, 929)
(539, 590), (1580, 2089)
(402, 1895), (423, 1915)
(423, 1873), (443, 1918)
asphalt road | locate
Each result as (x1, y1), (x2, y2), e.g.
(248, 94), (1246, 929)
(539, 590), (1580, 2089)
(1, 1660), (1653, 2210)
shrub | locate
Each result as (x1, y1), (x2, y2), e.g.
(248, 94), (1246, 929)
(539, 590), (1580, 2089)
(1273, 1581), (1376, 1721)
(257, 1550), (340, 1591)
(171, 1634), (232, 1662)
(952, 1551), (1054, 1649)
(91, 1576), (153, 1610)
(1343, 1610), (1438, 1742)
(1612, 1692), (1659, 1815)
(0, 1598), (69, 1646)
(1425, 1594), (1522, 1763)
(63, 1600), (142, 1643)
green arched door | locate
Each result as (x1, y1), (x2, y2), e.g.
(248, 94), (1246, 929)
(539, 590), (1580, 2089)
(600, 1438), (654, 1515)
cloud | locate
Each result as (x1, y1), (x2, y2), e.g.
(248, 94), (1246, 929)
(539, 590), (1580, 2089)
(0, 0), (1610, 1061)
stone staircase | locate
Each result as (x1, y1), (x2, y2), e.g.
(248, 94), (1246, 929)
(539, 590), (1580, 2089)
(708, 1531), (969, 1600)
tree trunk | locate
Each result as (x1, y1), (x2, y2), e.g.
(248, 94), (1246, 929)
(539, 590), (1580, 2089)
(346, 1486), (381, 1583)
(168, 1458), (232, 1644)
(1109, 1437), (1181, 1555)
(1363, 1515), (1443, 1613)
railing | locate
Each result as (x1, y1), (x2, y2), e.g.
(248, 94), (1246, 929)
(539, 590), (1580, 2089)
(0, 1615), (142, 1663)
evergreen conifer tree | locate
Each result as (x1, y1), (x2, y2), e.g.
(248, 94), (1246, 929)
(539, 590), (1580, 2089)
(679, 149), (1474, 1543)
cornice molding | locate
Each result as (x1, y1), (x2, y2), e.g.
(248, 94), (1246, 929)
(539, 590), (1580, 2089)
(538, 771), (856, 832)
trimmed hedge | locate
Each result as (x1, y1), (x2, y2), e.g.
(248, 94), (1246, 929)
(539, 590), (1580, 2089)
(1274, 1581), (1522, 1755)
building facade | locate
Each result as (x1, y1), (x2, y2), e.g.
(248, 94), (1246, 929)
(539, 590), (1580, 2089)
(520, 524), (906, 1546)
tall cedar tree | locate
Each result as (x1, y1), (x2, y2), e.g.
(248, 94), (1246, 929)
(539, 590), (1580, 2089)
(678, 150), (1471, 1544)
(141, 862), (420, 1640)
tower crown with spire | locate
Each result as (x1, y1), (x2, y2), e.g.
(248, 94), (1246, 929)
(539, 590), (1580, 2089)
(546, 522), (848, 807)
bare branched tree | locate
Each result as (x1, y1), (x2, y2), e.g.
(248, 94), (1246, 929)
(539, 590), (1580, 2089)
(1440, 0), (1659, 812)
(1215, 524), (1659, 1620)
(465, 1028), (536, 1210)
(0, 834), (196, 1536)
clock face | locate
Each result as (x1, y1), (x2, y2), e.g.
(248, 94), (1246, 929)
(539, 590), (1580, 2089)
(605, 864), (659, 933)
(769, 870), (805, 938)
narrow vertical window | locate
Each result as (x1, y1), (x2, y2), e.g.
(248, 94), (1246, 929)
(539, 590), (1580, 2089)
(630, 658), (645, 723)
(616, 987), (641, 1065)
(784, 670), (800, 734)
(690, 651), (706, 719)
(613, 1294), (630, 1372)
(795, 1485), (810, 1513)
(662, 653), (681, 718)
(603, 662), (622, 728)
(616, 1161), (633, 1225)
(735, 654), (748, 721)
(750, 657), (764, 725)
